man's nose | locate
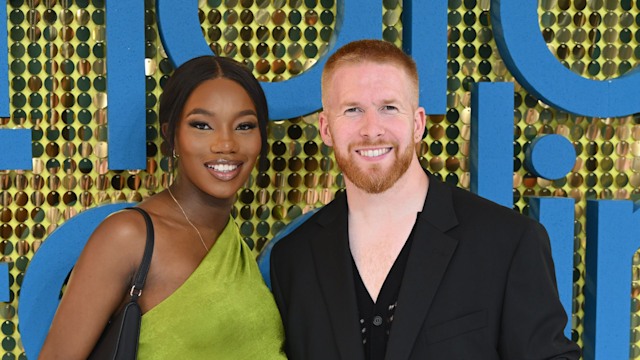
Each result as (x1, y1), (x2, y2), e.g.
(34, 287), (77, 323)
(359, 112), (385, 138)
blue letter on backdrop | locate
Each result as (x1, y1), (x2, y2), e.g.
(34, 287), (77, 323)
(491, 0), (640, 117)
(0, 128), (31, 170)
(528, 197), (575, 338)
(0, 2), (32, 171)
(106, 2), (146, 170)
(470, 82), (513, 208)
(584, 200), (640, 360)
(0, 1), (7, 117)
(525, 134), (576, 180)
(19, 203), (134, 359)
(156, 0), (380, 120)
(402, 0), (447, 115)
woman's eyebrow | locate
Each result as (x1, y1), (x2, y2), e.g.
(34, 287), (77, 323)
(237, 109), (258, 117)
(185, 108), (214, 117)
(185, 108), (257, 117)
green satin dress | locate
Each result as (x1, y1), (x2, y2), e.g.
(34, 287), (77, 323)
(137, 218), (287, 359)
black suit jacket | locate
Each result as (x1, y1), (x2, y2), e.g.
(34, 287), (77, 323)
(270, 174), (580, 359)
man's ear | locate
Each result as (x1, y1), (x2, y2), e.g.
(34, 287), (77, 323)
(413, 107), (426, 143)
(318, 111), (333, 146)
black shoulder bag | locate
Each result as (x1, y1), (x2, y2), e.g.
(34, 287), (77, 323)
(88, 207), (155, 360)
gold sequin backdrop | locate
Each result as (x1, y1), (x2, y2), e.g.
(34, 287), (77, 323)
(0, 0), (639, 358)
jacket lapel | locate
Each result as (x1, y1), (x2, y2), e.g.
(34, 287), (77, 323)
(385, 175), (460, 360)
(310, 193), (366, 360)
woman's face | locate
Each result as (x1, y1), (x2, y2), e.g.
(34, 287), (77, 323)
(174, 78), (262, 200)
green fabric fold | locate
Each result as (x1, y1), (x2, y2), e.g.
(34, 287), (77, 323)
(138, 218), (286, 359)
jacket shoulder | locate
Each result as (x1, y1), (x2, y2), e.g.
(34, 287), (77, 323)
(271, 198), (340, 258)
(446, 182), (536, 228)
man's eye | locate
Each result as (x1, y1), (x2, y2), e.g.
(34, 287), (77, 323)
(344, 107), (362, 114)
(381, 105), (398, 112)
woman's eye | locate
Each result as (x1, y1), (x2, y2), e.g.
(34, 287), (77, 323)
(189, 121), (211, 130)
(237, 122), (258, 131)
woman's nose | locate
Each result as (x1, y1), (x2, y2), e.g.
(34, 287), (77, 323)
(210, 132), (237, 153)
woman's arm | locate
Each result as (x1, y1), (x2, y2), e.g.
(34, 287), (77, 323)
(38, 210), (147, 360)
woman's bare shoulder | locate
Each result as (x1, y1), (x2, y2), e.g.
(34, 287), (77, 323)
(79, 207), (155, 271)
(94, 207), (153, 240)
(39, 207), (156, 358)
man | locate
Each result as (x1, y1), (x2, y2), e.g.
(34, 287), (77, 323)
(270, 39), (580, 359)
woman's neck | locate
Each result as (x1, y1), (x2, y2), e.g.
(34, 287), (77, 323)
(166, 182), (234, 231)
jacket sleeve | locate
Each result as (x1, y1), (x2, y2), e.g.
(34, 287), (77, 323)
(270, 245), (288, 326)
(498, 221), (581, 359)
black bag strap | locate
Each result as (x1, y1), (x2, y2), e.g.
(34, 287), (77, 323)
(125, 207), (154, 302)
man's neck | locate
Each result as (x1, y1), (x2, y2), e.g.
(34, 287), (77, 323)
(345, 160), (429, 220)
(345, 159), (429, 301)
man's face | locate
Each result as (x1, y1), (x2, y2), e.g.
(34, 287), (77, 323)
(319, 61), (425, 194)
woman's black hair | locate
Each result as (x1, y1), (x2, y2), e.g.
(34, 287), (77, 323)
(159, 55), (269, 157)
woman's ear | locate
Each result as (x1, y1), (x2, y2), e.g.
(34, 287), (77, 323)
(162, 123), (178, 152)
(161, 123), (170, 141)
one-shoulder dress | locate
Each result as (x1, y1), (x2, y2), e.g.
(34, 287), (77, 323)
(137, 217), (287, 359)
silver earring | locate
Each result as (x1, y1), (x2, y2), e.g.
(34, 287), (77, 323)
(172, 149), (179, 158)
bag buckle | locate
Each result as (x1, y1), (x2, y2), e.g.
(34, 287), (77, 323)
(130, 285), (142, 297)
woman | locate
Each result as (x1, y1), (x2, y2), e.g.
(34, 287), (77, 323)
(40, 56), (286, 359)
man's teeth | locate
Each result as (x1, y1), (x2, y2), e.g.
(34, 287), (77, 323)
(359, 148), (390, 157)
(208, 164), (238, 172)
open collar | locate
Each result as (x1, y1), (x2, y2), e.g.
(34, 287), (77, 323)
(309, 172), (460, 360)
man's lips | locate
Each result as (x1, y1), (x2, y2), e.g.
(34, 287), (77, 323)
(356, 147), (392, 158)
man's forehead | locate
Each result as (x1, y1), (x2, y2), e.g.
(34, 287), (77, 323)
(328, 61), (413, 87)
(330, 60), (401, 75)
(325, 64), (413, 93)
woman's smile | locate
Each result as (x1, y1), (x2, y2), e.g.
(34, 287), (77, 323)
(204, 159), (243, 181)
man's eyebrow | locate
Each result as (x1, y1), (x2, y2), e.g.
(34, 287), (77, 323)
(380, 97), (400, 104)
(338, 99), (401, 108)
(339, 101), (361, 108)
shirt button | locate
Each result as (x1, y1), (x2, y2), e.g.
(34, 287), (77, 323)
(373, 316), (383, 326)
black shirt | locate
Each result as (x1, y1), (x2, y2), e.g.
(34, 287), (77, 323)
(351, 224), (416, 360)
